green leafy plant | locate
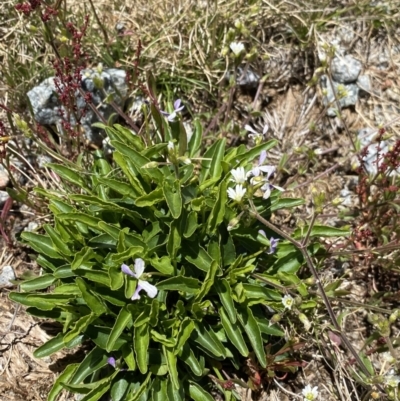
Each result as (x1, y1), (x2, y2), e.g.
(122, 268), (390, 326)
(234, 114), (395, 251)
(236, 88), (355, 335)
(9, 96), (348, 401)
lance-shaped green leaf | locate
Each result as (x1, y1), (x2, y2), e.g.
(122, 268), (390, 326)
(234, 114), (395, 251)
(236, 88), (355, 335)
(184, 244), (213, 272)
(64, 313), (97, 344)
(69, 346), (108, 385)
(173, 318), (195, 355)
(97, 177), (139, 198)
(107, 307), (133, 352)
(219, 307), (248, 357)
(151, 377), (168, 401)
(44, 224), (73, 257)
(47, 363), (79, 401)
(47, 163), (87, 188)
(199, 139), (226, 183)
(21, 232), (63, 259)
(193, 260), (218, 303)
(156, 276), (200, 294)
(237, 306), (266, 367)
(163, 345), (179, 390)
(294, 224), (351, 238)
(20, 274), (56, 292)
(207, 181), (227, 233)
(235, 140), (278, 165)
(134, 323), (150, 374)
(178, 343), (203, 376)
(188, 382), (214, 401)
(57, 213), (102, 229)
(112, 376), (130, 401)
(183, 211), (198, 238)
(34, 332), (66, 358)
(9, 292), (73, 311)
(163, 178), (182, 219)
(167, 220), (181, 259)
(75, 376), (114, 401)
(135, 187), (164, 207)
(76, 278), (107, 315)
(125, 371), (151, 401)
(188, 118), (202, 158)
(150, 256), (174, 275)
(215, 278), (236, 323)
(85, 326), (127, 351)
(193, 323), (226, 358)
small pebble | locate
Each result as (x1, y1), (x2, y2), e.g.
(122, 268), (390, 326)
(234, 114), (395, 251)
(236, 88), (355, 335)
(0, 265), (16, 288)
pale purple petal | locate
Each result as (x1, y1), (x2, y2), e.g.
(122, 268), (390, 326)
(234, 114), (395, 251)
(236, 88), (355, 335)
(139, 280), (158, 298)
(247, 166), (261, 179)
(262, 184), (271, 199)
(268, 237), (279, 254)
(271, 184), (285, 192)
(245, 124), (258, 135)
(258, 165), (276, 179)
(262, 124), (269, 135)
(131, 284), (142, 300)
(121, 264), (135, 277)
(173, 99), (182, 110)
(107, 357), (116, 368)
(134, 258), (145, 278)
(258, 229), (266, 237)
(167, 111), (178, 122)
(259, 150), (267, 165)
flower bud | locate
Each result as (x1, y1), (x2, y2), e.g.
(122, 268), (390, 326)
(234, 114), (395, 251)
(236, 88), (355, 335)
(304, 276), (315, 286)
(389, 309), (399, 323)
(299, 313), (311, 331)
(270, 314), (282, 325)
(143, 161), (158, 169)
(227, 217), (240, 231)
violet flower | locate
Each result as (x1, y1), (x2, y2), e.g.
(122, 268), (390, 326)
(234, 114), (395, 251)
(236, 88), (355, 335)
(107, 357), (116, 368)
(121, 259), (158, 300)
(161, 99), (184, 122)
(246, 150), (276, 184)
(267, 237), (279, 254)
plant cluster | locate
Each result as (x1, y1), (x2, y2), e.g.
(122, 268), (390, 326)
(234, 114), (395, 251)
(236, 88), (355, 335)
(8, 92), (345, 400)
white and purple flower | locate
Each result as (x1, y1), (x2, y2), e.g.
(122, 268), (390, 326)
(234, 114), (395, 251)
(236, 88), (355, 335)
(121, 259), (158, 300)
(161, 99), (184, 122)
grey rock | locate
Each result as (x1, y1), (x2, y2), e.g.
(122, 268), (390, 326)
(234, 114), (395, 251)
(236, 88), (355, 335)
(321, 75), (359, 117)
(331, 55), (362, 83)
(0, 190), (10, 204)
(226, 67), (260, 89)
(37, 155), (53, 169)
(357, 75), (371, 97)
(24, 222), (39, 232)
(27, 68), (128, 146)
(0, 265), (16, 288)
(357, 127), (391, 175)
(0, 164), (9, 188)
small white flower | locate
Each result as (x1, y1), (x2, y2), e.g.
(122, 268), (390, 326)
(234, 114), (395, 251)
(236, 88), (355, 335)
(282, 294), (294, 310)
(227, 184), (246, 202)
(302, 384), (319, 401)
(230, 167), (247, 184)
(168, 141), (175, 150)
(382, 352), (396, 364)
(230, 42), (245, 56)
(385, 370), (400, 388)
